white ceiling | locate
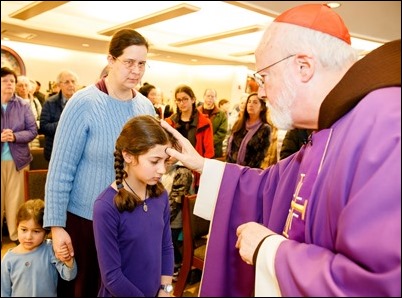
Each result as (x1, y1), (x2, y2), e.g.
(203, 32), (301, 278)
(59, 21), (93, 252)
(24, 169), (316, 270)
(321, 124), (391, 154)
(1, 1), (400, 69)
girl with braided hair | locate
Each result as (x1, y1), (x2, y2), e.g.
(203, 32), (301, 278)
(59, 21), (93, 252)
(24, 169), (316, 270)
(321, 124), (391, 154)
(93, 115), (177, 297)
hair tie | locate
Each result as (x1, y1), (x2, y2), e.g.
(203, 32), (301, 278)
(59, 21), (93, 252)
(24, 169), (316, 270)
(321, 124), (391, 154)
(117, 183), (124, 190)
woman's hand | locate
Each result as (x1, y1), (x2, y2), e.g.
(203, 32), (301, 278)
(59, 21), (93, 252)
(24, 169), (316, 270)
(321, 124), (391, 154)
(51, 227), (74, 262)
(1, 128), (15, 142)
(161, 120), (205, 173)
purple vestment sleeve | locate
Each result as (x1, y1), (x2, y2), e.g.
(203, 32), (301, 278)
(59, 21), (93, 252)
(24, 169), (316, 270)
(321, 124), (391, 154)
(200, 158), (296, 296)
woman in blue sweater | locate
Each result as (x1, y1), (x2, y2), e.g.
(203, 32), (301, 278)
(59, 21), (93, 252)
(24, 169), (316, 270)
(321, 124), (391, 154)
(43, 29), (156, 297)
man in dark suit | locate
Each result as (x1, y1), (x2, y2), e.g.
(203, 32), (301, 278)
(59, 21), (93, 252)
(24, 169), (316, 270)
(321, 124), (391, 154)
(39, 70), (78, 161)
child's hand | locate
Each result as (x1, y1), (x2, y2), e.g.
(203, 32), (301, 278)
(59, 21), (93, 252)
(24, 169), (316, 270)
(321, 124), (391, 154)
(59, 244), (75, 268)
(58, 244), (72, 261)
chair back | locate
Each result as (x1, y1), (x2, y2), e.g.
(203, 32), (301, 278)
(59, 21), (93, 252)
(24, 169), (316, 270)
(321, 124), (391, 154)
(189, 196), (209, 251)
(173, 194), (210, 297)
(24, 169), (48, 201)
(38, 134), (45, 148)
(30, 148), (49, 170)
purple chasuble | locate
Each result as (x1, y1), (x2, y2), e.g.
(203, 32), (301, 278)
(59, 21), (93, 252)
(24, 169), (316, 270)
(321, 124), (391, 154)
(200, 129), (331, 296)
(199, 88), (400, 297)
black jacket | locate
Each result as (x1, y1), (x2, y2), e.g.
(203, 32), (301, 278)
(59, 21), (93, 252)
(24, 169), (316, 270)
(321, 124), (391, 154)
(39, 92), (65, 161)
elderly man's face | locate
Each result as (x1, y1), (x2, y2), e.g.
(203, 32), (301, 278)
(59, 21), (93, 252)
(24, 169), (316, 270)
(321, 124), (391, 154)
(254, 40), (297, 130)
(59, 74), (77, 99)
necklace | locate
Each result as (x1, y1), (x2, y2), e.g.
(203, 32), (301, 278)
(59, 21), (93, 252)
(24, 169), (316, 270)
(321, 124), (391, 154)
(124, 179), (148, 212)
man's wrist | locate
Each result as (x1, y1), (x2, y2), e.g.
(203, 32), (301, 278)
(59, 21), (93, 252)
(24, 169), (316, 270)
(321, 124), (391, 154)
(253, 234), (276, 265)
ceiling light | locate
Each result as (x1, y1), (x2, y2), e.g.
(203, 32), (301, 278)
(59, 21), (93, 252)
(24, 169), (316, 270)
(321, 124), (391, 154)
(1, 29), (37, 40)
(326, 2), (341, 9)
(98, 3), (200, 36)
(9, 1), (69, 20)
(169, 25), (264, 47)
(230, 50), (255, 57)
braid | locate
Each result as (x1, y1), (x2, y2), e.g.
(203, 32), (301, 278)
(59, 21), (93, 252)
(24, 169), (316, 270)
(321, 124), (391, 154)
(114, 150), (126, 188)
(113, 150), (139, 212)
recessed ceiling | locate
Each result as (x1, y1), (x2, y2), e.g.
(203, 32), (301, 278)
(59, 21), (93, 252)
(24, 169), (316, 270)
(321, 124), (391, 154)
(1, 1), (400, 69)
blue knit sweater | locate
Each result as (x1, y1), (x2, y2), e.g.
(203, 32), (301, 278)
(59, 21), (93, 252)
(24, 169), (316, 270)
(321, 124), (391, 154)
(43, 85), (155, 227)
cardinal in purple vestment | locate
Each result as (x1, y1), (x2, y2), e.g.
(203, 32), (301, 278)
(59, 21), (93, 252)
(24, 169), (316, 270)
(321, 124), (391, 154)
(161, 4), (401, 297)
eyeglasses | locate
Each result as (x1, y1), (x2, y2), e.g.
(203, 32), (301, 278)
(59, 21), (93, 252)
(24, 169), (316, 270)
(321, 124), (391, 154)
(175, 97), (190, 104)
(253, 54), (295, 88)
(60, 80), (77, 85)
(113, 56), (148, 71)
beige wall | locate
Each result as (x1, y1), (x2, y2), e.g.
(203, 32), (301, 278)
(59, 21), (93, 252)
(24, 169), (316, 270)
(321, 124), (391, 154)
(2, 40), (251, 108)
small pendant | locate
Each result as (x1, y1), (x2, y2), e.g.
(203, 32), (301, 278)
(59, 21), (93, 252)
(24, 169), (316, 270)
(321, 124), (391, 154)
(143, 202), (148, 212)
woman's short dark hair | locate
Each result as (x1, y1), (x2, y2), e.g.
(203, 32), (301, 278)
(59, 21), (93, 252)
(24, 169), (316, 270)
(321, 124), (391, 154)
(1, 67), (18, 82)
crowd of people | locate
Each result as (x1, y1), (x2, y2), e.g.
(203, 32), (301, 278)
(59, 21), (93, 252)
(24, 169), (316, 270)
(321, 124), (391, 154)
(1, 3), (400, 297)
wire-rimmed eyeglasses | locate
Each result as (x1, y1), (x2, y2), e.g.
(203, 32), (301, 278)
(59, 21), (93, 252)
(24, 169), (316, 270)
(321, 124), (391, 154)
(253, 54), (295, 88)
(60, 80), (77, 85)
(113, 56), (149, 71)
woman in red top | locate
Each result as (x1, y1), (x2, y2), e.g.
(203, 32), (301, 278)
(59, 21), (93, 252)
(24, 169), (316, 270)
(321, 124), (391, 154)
(165, 84), (214, 191)
(164, 85), (213, 279)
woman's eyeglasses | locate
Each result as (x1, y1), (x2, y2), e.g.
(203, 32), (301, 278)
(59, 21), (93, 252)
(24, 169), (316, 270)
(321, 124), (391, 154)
(113, 56), (148, 71)
(175, 97), (190, 104)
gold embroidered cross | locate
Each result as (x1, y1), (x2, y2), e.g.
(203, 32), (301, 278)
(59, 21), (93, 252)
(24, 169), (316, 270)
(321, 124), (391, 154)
(283, 173), (308, 238)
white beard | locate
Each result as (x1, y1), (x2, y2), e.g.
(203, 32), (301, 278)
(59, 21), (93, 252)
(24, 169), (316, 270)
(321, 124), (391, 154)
(266, 72), (296, 130)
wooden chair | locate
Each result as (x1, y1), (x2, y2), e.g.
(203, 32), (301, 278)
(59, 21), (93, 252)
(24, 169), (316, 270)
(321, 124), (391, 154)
(38, 134), (45, 148)
(173, 194), (210, 297)
(24, 169), (48, 201)
(29, 148), (49, 170)
(30, 147), (49, 170)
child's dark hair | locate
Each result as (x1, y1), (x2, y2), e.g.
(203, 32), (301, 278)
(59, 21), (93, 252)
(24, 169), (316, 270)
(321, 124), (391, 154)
(114, 115), (177, 212)
(16, 199), (48, 231)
